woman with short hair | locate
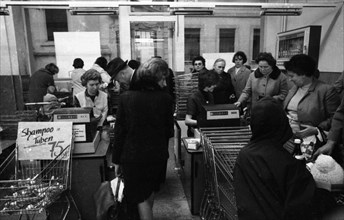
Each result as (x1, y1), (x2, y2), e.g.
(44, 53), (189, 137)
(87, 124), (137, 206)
(212, 58), (236, 104)
(70, 58), (86, 97)
(234, 52), (289, 109)
(283, 54), (340, 151)
(74, 69), (108, 128)
(227, 51), (252, 101)
(185, 70), (219, 137)
(112, 58), (174, 220)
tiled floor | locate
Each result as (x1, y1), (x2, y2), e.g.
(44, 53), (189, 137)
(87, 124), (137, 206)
(153, 139), (201, 220)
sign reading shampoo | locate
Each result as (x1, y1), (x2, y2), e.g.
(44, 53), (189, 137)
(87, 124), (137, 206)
(17, 122), (73, 160)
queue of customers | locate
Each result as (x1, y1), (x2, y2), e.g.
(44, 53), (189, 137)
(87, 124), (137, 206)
(187, 52), (344, 219)
(26, 52), (344, 220)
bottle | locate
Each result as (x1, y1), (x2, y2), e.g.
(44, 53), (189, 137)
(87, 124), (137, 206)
(304, 142), (315, 162)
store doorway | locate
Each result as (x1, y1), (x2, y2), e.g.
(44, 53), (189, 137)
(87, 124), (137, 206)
(130, 21), (174, 64)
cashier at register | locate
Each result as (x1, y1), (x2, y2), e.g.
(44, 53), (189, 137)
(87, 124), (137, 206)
(185, 70), (219, 137)
(74, 69), (108, 129)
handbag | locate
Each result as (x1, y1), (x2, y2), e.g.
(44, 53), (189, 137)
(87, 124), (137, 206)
(108, 177), (125, 220)
(94, 177), (124, 220)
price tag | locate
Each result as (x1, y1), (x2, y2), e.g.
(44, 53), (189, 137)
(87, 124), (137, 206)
(17, 122), (73, 160)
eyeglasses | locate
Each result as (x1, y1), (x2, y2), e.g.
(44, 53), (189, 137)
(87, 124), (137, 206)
(194, 62), (203, 66)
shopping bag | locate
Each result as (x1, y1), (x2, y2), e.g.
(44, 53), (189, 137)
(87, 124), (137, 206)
(94, 177), (124, 220)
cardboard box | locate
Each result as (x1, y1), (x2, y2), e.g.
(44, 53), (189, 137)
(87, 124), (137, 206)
(73, 131), (100, 154)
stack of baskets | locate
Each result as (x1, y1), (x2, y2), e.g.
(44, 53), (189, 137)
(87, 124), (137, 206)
(174, 73), (199, 120)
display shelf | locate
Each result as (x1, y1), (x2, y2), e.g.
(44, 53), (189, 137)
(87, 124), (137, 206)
(276, 25), (321, 67)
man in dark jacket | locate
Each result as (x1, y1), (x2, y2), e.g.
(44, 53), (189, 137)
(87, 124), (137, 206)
(28, 63), (59, 102)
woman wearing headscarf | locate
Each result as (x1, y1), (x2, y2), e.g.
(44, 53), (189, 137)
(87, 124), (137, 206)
(234, 97), (336, 220)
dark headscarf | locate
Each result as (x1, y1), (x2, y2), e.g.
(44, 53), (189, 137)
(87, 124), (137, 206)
(250, 97), (292, 145)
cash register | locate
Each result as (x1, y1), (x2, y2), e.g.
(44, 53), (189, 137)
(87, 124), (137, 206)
(53, 107), (100, 154)
(198, 104), (240, 127)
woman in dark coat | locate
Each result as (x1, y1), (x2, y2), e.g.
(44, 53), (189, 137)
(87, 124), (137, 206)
(112, 58), (174, 220)
(234, 97), (336, 220)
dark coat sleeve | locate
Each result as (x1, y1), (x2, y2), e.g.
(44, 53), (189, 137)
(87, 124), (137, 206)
(327, 95), (344, 143)
(165, 95), (175, 139)
(112, 95), (126, 164)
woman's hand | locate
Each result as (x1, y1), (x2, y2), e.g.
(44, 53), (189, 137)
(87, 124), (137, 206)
(234, 101), (241, 107)
(313, 140), (336, 160)
(295, 124), (318, 139)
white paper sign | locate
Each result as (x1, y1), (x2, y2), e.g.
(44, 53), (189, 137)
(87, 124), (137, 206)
(73, 124), (86, 142)
(54, 32), (101, 78)
(17, 122), (73, 160)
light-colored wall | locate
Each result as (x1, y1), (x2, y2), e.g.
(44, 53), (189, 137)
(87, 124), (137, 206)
(26, 8), (118, 75)
(0, 10), (19, 76)
(185, 16), (260, 73)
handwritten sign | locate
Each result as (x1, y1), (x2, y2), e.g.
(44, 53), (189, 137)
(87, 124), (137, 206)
(17, 122), (73, 160)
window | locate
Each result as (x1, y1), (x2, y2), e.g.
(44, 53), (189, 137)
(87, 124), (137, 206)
(219, 28), (235, 52)
(185, 28), (200, 62)
(252, 28), (260, 60)
(45, 9), (68, 41)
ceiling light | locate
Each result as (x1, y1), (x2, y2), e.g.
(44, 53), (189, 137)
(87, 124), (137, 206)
(69, 7), (117, 16)
(171, 9), (213, 16)
(260, 5), (302, 16)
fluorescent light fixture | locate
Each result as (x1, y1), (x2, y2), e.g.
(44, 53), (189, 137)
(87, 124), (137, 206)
(0, 7), (9, 16)
(69, 7), (117, 15)
(260, 4), (302, 16)
(171, 9), (213, 16)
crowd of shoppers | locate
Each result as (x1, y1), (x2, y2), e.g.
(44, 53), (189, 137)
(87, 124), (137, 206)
(26, 50), (344, 220)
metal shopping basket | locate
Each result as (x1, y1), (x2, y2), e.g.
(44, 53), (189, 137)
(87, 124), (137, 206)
(199, 127), (251, 220)
(0, 122), (80, 220)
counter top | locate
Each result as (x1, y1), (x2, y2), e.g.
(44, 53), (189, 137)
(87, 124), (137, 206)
(72, 139), (110, 158)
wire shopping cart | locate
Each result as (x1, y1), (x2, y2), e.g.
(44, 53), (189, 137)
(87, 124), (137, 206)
(0, 122), (80, 220)
(199, 126), (252, 220)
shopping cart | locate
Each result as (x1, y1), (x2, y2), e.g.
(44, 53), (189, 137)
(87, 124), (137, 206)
(199, 126), (251, 220)
(0, 131), (80, 219)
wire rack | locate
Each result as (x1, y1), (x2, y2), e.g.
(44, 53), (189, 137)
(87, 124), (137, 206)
(199, 126), (251, 220)
(0, 144), (77, 218)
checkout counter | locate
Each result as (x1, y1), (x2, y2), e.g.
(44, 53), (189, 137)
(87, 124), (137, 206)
(51, 108), (112, 220)
(179, 104), (240, 215)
